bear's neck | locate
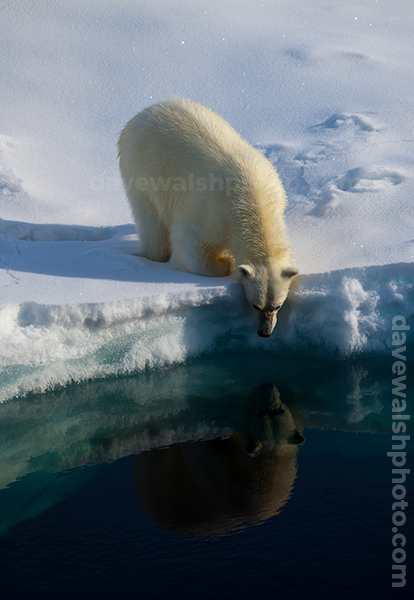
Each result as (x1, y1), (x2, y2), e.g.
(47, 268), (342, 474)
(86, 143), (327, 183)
(229, 196), (291, 266)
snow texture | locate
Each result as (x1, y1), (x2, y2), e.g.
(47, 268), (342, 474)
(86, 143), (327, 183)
(0, 0), (413, 401)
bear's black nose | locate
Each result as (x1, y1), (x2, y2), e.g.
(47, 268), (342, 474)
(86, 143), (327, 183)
(257, 332), (271, 338)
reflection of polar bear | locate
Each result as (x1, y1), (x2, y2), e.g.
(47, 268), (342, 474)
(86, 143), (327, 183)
(118, 98), (298, 337)
(133, 383), (304, 538)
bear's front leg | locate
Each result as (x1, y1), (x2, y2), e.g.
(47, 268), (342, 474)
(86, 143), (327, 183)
(203, 248), (235, 277)
(169, 224), (230, 277)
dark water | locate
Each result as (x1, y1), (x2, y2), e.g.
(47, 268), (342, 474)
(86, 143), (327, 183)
(0, 354), (412, 599)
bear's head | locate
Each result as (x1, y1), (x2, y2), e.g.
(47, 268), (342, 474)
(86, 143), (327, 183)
(235, 262), (298, 337)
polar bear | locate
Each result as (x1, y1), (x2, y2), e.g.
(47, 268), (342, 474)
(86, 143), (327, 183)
(133, 382), (304, 537)
(118, 98), (298, 337)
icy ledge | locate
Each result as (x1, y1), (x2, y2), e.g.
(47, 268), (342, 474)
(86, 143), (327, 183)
(0, 255), (413, 402)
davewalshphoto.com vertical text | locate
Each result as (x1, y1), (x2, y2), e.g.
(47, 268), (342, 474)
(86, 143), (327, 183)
(389, 315), (410, 588)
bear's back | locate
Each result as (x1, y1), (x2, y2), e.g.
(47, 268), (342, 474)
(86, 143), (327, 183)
(131, 98), (242, 149)
(119, 98), (265, 178)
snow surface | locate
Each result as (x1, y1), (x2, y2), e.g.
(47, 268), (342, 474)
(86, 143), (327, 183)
(1, 0), (413, 402)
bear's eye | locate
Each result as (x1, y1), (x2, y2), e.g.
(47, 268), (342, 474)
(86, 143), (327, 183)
(253, 304), (262, 311)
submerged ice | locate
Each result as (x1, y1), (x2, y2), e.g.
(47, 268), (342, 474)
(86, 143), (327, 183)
(1, 351), (410, 534)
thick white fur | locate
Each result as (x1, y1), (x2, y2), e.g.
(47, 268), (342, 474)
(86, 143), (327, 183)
(118, 98), (297, 336)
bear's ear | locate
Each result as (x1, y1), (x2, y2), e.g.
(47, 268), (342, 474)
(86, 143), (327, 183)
(282, 266), (299, 278)
(237, 264), (255, 278)
(289, 430), (305, 445)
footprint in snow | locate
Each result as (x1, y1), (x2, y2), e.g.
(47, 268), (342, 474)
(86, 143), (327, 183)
(308, 167), (404, 216)
(335, 168), (404, 192)
(311, 113), (379, 133)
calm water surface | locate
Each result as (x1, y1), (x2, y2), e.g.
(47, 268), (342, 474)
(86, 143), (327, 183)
(0, 354), (412, 599)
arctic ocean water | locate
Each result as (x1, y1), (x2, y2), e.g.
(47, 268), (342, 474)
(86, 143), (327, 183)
(0, 352), (412, 599)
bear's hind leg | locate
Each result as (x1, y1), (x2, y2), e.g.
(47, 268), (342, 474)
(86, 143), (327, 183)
(131, 197), (171, 262)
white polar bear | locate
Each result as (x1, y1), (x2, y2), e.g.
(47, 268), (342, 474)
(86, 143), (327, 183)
(118, 98), (298, 337)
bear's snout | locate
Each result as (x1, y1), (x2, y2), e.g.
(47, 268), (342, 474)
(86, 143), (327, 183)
(253, 310), (277, 338)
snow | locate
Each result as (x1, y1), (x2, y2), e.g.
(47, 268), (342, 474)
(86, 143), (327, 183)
(0, 0), (413, 402)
